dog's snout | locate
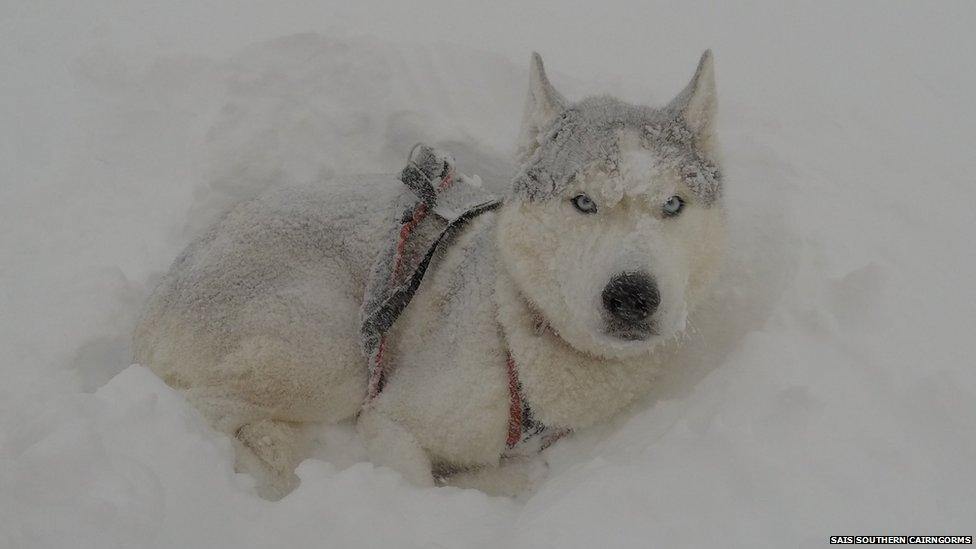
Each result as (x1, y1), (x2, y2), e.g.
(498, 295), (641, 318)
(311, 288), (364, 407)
(602, 272), (660, 325)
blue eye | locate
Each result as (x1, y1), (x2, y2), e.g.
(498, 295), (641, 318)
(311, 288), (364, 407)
(572, 194), (598, 214)
(663, 195), (684, 217)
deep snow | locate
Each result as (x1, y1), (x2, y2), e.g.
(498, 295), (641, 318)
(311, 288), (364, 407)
(2, 2), (975, 548)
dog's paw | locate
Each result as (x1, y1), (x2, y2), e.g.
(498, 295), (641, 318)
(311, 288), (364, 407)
(444, 456), (548, 498)
(234, 419), (307, 500)
(357, 409), (434, 488)
(517, 455), (551, 495)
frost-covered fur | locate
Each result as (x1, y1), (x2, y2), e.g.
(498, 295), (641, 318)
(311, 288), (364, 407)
(133, 51), (726, 500)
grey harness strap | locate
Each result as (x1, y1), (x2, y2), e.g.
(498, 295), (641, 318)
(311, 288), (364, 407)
(359, 144), (500, 400)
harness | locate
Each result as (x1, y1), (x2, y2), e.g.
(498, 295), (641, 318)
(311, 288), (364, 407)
(359, 144), (567, 456)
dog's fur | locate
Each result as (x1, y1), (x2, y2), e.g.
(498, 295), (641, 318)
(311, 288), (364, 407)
(133, 52), (726, 499)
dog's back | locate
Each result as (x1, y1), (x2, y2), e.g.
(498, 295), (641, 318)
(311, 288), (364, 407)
(133, 176), (399, 437)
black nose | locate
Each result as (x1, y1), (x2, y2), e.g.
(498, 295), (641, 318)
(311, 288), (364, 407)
(602, 272), (660, 325)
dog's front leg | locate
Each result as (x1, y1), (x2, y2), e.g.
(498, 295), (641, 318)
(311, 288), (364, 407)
(357, 407), (434, 487)
(443, 455), (548, 498)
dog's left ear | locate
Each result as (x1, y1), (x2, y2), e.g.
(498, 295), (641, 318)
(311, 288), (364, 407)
(668, 50), (718, 156)
(516, 52), (567, 164)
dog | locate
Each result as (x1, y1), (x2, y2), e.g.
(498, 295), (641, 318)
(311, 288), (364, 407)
(133, 51), (726, 499)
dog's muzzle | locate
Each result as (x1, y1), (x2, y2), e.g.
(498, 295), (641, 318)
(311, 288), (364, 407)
(602, 271), (660, 340)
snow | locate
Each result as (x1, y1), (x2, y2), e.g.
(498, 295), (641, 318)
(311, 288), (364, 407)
(2, 1), (975, 547)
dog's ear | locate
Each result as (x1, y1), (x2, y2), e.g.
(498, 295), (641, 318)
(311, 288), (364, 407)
(516, 52), (566, 164)
(668, 50), (717, 155)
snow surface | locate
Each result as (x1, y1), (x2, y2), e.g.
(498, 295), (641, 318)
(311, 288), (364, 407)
(2, 2), (975, 547)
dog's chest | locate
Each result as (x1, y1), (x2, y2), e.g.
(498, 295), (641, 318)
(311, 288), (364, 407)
(373, 214), (511, 465)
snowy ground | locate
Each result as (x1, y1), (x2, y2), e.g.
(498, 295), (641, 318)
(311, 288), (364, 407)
(2, 2), (975, 548)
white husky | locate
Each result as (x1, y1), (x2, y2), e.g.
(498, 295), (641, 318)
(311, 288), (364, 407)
(133, 51), (726, 499)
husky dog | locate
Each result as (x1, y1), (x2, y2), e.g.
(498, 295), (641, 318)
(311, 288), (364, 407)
(133, 51), (726, 499)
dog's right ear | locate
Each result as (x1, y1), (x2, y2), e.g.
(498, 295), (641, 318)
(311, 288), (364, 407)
(515, 52), (566, 165)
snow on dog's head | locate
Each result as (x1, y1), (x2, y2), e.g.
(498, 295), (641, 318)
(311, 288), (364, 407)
(497, 51), (726, 360)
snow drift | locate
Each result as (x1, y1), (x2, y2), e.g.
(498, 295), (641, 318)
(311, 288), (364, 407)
(1, 2), (974, 547)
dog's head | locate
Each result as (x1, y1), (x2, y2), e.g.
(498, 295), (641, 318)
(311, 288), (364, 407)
(497, 51), (726, 360)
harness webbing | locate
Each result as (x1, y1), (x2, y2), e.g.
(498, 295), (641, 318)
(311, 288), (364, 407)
(363, 193), (501, 399)
(360, 143), (567, 455)
(504, 353), (570, 453)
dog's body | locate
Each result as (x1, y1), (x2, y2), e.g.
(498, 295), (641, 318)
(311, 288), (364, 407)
(134, 52), (726, 499)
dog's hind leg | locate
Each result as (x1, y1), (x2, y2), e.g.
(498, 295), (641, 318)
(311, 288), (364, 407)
(184, 325), (365, 499)
(184, 385), (311, 499)
(166, 282), (367, 498)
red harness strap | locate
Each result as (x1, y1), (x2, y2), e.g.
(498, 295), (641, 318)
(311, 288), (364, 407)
(506, 354), (523, 448)
(505, 352), (571, 453)
(390, 174), (454, 279)
(392, 204), (428, 278)
(366, 171), (455, 401)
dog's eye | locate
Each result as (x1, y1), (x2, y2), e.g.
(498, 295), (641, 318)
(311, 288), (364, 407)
(571, 194), (598, 214)
(662, 195), (685, 217)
